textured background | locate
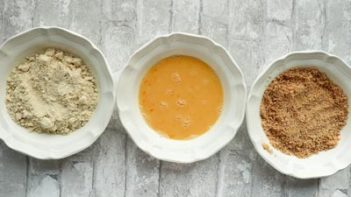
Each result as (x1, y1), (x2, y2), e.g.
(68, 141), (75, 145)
(1, 0), (350, 196)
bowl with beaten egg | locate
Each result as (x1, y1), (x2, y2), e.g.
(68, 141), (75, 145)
(117, 33), (246, 163)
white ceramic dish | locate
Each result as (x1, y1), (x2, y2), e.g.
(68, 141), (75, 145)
(247, 51), (351, 179)
(117, 32), (247, 163)
(0, 27), (115, 159)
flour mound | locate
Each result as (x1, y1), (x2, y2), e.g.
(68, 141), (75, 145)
(6, 48), (98, 134)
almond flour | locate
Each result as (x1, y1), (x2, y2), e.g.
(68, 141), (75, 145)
(260, 67), (348, 158)
(6, 48), (98, 134)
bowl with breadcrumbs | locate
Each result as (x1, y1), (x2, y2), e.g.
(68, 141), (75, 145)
(0, 27), (115, 159)
(247, 51), (351, 178)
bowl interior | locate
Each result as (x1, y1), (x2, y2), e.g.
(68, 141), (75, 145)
(247, 52), (351, 178)
(117, 34), (246, 162)
(0, 27), (114, 159)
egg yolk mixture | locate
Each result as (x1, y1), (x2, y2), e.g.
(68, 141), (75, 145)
(139, 55), (223, 140)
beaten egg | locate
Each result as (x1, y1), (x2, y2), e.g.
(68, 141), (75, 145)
(139, 55), (223, 140)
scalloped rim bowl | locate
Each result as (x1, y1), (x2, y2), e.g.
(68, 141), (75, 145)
(0, 27), (115, 159)
(116, 33), (247, 163)
(247, 51), (351, 178)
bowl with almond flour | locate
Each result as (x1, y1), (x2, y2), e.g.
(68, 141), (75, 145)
(247, 51), (351, 178)
(0, 27), (115, 159)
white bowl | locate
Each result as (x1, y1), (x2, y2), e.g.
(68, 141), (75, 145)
(117, 33), (247, 163)
(0, 27), (115, 159)
(247, 51), (351, 178)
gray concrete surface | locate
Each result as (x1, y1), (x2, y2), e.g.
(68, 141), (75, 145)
(0, 0), (350, 196)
